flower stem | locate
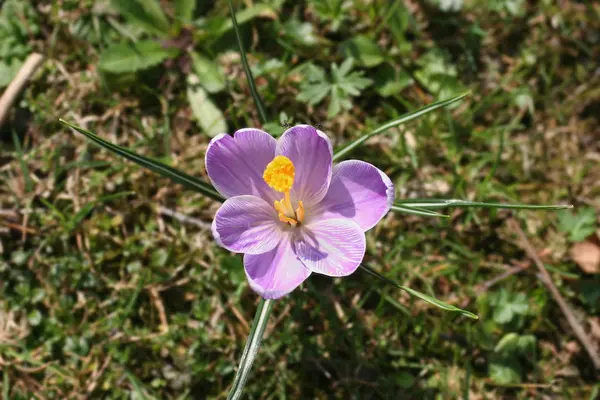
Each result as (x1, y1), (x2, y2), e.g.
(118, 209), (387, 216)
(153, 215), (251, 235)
(226, 298), (274, 400)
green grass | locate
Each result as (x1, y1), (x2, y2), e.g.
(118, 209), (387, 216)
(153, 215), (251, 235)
(0, 0), (599, 399)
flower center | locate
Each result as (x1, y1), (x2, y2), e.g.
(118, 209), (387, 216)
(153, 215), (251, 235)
(263, 156), (305, 227)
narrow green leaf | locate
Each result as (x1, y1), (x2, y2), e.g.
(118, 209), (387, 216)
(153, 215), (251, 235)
(99, 41), (178, 73)
(399, 285), (478, 319)
(39, 197), (67, 224)
(227, 0), (268, 125)
(227, 298), (274, 400)
(589, 384), (600, 400)
(359, 264), (478, 319)
(3, 368), (9, 400)
(395, 198), (573, 211)
(464, 359), (472, 400)
(187, 76), (228, 136)
(59, 119), (224, 202)
(125, 370), (153, 400)
(1, 348), (77, 383)
(121, 277), (145, 323)
(390, 204), (449, 218)
(175, 0), (196, 23)
(332, 91), (470, 161)
(110, 0), (170, 37)
(12, 130), (32, 193)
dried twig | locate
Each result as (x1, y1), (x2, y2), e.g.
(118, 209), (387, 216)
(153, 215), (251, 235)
(148, 287), (169, 333)
(0, 53), (44, 128)
(509, 219), (600, 370)
(0, 209), (19, 220)
(474, 264), (530, 295)
(229, 302), (250, 334)
(0, 221), (37, 235)
(265, 303), (291, 337)
(86, 355), (112, 394)
(157, 206), (212, 230)
(461, 263), (530, 308)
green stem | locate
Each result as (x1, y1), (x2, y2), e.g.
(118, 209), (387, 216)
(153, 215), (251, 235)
(3, 368), (9, 400)
(227, 298), (274, 400)
(227, 0), (269, 125)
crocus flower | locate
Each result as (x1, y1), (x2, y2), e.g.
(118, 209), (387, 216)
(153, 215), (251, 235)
(206, 125), (394, 299)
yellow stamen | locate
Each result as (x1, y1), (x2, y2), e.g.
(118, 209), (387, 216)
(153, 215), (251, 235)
(278, 213), (297, 227)
(264, 156), (304, 227)
(263, 156), (295, 193)
(296, 200), (304, 223)
(274, 200), (286, 216)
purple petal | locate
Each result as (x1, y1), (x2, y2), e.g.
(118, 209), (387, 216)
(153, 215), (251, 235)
(312, 160), (394, 231)
(205, 128), (278, 201)
(276, 125), (333, 206)
(212, 195), (282, 255)
(294, 219), (365, 277)
(244, 235), (311, 299)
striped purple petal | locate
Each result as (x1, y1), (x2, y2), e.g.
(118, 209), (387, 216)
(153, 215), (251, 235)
(294, 218), (365, 277)
(312, 160), (394, 231)
(205, 128), (278, 202)
(212, 195), (282, 255)
(276, 125), (333, 207)
(244, 235), (311, 299)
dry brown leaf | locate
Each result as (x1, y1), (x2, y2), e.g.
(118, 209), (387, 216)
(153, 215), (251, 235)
(570, 241), (600, 274)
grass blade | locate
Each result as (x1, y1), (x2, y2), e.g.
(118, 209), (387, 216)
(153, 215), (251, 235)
(227, 0), (268, 125)
(391, 204), (449, 218)
(332, 91), (470, 161)
(359, 264), (478, 320)
(227, 298), (274, 400)
(395, 198), (573, 210)
(125, 370), (153, 400)
(3, 368), (9, 400)
(12, 130), (32, 193)
(59, 119), (225, 202)
(71, 191), (134, 231)
(0, 347), (77, 384)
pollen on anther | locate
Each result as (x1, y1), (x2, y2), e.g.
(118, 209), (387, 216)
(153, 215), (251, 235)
(263, 156), (295, 193)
